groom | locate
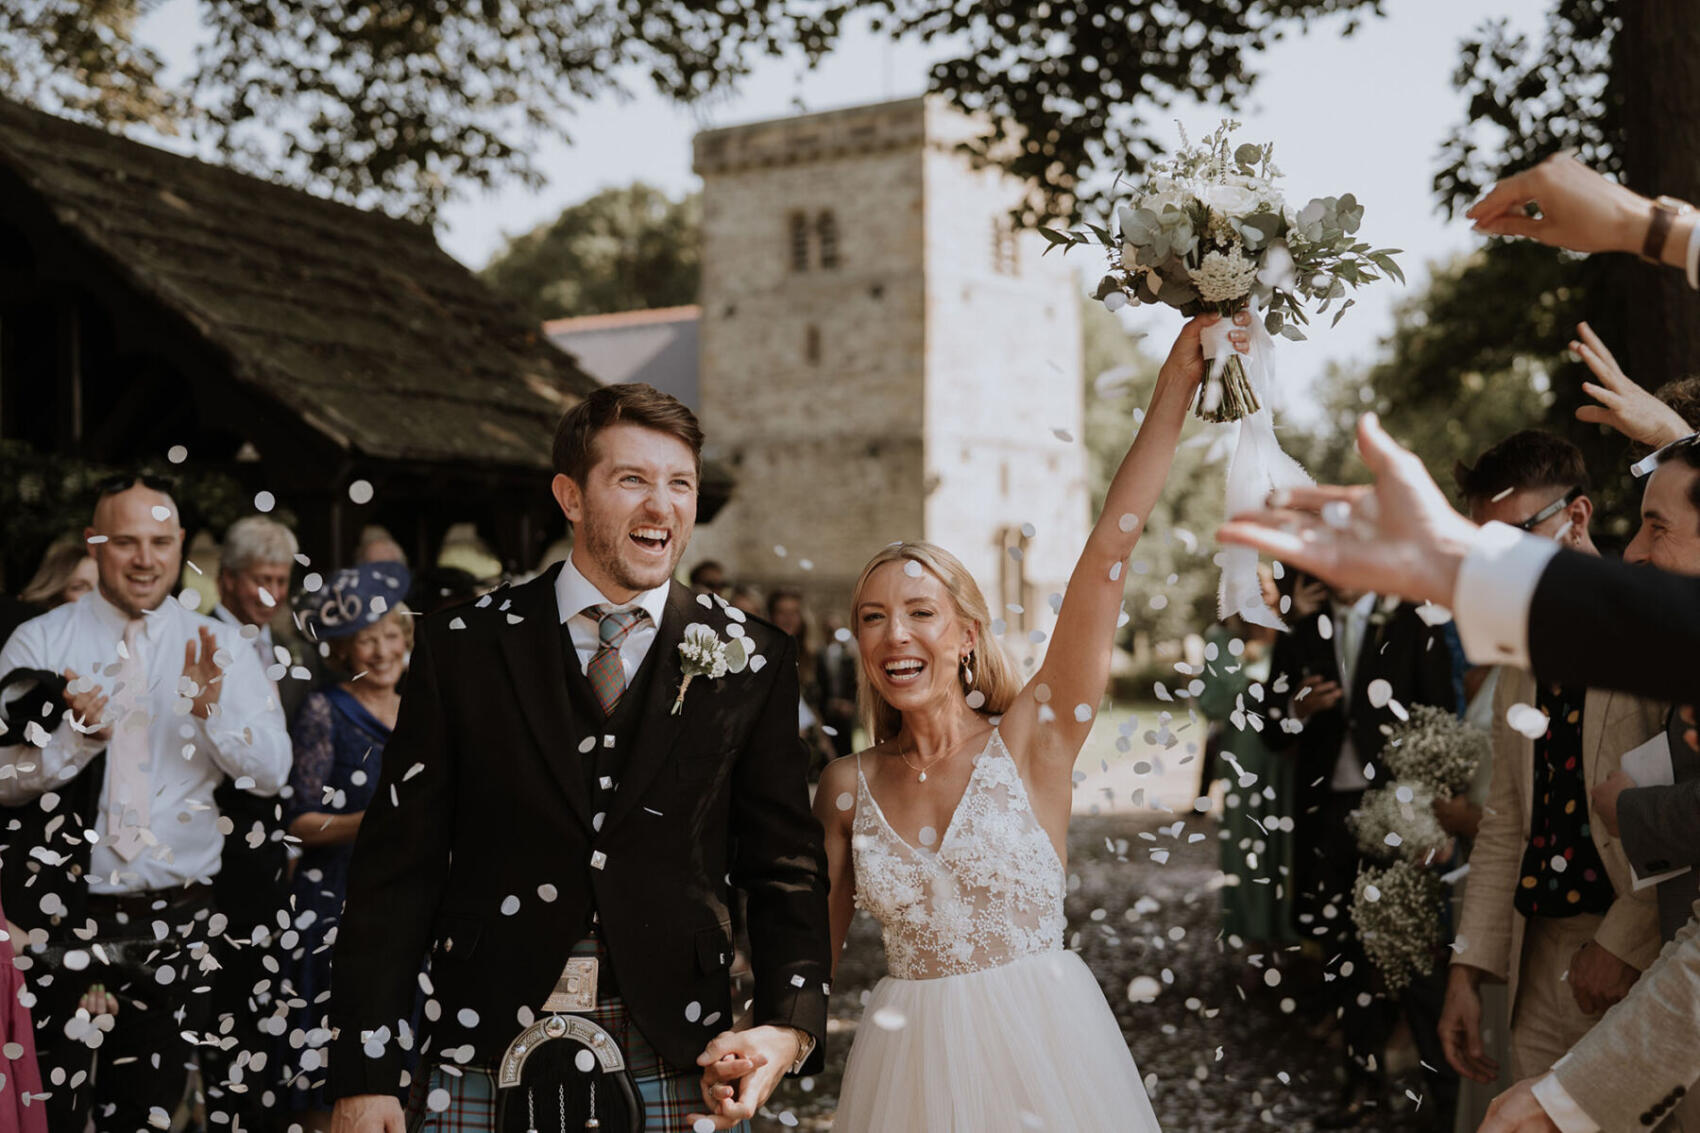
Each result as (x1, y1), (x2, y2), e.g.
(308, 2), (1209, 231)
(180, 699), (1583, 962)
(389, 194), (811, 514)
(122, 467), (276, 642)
(328, 383), (831, 1131)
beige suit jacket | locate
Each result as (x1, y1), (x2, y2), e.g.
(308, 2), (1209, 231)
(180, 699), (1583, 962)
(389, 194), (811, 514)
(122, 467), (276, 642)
(1553, 897), (1700, 1130)
(1452, 669), (1665, 1014)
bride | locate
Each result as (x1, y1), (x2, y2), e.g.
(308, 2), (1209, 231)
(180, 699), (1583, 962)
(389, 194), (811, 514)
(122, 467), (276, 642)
(813, 314), (1250, 1131)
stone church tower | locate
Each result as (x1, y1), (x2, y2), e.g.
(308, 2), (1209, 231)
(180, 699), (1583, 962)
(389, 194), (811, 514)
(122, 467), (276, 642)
(689, 96), (1087, 632)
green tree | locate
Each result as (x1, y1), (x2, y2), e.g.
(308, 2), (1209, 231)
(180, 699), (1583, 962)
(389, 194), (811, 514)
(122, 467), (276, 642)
(1307, 0), (1699, 540)
(479, 184), (701, 323)
(5, 0), (1385, 222)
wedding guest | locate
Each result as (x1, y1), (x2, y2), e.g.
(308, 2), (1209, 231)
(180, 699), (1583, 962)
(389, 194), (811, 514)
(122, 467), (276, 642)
(1587, 441), (1700, 933)
(354, 526), (408, 567)
(729, 582), (764, 617)
(278, 562), (412, 1131)
(0, 895), (46, 1133)
(1199, 567), (1297, 960)
(17, 534), (97, 609)
(1438, 432), (1664, 1102)
(688, 559), (728, 597)
(204, 514), (305, 1124)
(816, 613), (859, 757)
(1217, 155), (1700, 1132)
(0, 474), (291, 1131)
(1260, 567), (1458, 1129)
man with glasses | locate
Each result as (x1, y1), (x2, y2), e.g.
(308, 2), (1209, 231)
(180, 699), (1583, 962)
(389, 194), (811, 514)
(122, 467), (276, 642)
(1433, 430), (1665, 1106)
(0, 474), (291, 1130)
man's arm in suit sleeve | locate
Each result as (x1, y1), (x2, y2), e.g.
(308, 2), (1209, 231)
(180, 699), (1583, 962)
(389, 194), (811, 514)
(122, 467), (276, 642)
(1453, 676), (1525, 983)
(1454, 525), (1700, 704)
(1618, 780), (1700, 873)
(327, 617), (456, 1099)
(1548, 905), (1700, 1129)
(730, 632), (832, 1062)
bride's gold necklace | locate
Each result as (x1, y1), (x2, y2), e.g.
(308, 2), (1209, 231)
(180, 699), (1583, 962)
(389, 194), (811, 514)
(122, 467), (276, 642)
(897, 735), (963, 784)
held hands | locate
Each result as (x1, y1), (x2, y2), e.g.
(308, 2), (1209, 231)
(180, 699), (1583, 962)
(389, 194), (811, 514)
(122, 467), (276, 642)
(1216, 413), (1480, 608)
(1567, 940), (1638, 1016)
(330, 1094), (407, 1133)
(1571, 322), (1692, 447)
(691, 1024), (802, 1129)
(1432, 793), (1482, 839)
(1480, 1078), (1563, 1133)
(1439, 966), (1500, 1083)
(1466, 152), (1652, 256)
(1589, 769), (1637, 838)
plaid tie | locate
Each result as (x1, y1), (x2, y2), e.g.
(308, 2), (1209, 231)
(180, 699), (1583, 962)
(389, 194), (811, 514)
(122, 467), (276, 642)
(584, 605), (648, 715)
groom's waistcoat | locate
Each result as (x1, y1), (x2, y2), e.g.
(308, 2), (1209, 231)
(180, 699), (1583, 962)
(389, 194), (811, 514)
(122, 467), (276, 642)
(326, 569), (832, 1100)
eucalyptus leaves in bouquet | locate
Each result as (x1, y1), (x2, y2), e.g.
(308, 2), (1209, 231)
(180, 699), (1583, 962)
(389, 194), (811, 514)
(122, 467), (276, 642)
(1044, 120), (1405, 424)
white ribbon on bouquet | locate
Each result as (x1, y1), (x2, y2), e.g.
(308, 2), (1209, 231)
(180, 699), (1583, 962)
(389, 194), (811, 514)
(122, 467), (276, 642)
(1200, 297), (1314, 630)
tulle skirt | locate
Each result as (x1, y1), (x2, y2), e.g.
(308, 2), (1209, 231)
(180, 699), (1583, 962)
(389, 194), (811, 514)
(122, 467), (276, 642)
(833, 949), (1161, 1132)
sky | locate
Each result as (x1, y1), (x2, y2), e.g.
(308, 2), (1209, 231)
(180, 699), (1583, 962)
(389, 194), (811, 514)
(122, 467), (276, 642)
(138, 0), (1552, 409)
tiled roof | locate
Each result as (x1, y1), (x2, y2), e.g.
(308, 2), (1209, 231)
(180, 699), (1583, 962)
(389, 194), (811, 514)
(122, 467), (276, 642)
(0, 98), (597, 470)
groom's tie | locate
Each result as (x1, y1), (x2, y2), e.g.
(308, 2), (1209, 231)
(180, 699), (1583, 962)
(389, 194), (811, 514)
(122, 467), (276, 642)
(584, 605), (648, 715)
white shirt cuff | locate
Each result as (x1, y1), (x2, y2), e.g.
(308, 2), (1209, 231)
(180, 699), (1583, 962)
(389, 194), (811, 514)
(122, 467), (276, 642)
(1451, 521), (1559, 668)
(1686, 216), (1700, 291)
(1533, 1072), (1601, 1133)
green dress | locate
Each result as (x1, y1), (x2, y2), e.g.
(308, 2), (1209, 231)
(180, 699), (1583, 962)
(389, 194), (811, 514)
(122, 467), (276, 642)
(1198, 624), (1299, 946)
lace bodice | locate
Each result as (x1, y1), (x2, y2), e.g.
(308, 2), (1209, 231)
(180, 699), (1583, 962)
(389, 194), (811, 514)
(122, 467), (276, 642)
(852, 730), (1066, 979)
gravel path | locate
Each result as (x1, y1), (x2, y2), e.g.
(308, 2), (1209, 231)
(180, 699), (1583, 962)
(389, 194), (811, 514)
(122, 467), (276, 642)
(754, 811), (1439, 1132)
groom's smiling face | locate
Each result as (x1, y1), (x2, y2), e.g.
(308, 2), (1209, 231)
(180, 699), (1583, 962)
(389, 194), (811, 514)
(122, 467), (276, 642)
(553, 423), (697, 600)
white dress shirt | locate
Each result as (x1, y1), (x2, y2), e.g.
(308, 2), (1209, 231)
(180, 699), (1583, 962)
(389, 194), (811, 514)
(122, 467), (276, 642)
(553, 554), (670, 680)
(0, 590), (292, 894)
(1328, 591), (1378, 791)
(211, 602), (275, 667)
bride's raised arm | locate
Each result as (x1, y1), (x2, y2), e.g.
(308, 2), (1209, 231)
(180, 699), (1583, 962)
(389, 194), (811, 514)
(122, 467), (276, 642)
(1007, 312), (1249, 770)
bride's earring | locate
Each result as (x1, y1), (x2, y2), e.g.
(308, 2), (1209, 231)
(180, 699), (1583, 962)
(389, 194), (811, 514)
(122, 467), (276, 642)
(960, 650), (975, 688)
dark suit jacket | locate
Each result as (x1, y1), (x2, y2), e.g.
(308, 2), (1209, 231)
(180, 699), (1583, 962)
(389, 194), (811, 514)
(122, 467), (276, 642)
(1261, 598), (1458, 827)
(1528, 550), (1700, 705)
(327, 568), (831, 1098)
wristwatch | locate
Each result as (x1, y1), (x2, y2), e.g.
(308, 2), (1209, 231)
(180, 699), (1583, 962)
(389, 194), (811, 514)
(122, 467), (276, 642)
(786, 1026), (816, 1073)
(1641, 195), (1693, 264)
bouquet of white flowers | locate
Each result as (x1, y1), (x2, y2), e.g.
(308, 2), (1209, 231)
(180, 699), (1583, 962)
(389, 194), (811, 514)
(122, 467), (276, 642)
(1383, 704), (1489, 797)
(1352, 860), (1448, 994)
(1349, 782), (1452, 865)
(1047, 121), (1403, 627)
(1050, 120), (1403, 423)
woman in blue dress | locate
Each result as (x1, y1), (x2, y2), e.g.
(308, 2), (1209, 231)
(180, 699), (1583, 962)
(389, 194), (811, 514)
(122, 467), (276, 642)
(277, 562), (412, 1130)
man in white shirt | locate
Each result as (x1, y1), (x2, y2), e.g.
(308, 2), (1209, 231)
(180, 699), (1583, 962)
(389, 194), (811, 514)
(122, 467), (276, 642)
(0, 475), (291, 1132)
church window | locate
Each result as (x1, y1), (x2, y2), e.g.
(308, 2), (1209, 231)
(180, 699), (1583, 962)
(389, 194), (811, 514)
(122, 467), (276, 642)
(817, 211), (840, 269)
(789, 212), (809, 272)
(805, 324), (821, 365)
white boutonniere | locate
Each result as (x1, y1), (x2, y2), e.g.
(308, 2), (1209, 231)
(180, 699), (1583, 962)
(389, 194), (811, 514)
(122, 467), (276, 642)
(673, 623), (750, 715)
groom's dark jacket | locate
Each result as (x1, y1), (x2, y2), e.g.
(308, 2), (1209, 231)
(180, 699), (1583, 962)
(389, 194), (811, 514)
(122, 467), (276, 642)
(327, 567), (832, 1097)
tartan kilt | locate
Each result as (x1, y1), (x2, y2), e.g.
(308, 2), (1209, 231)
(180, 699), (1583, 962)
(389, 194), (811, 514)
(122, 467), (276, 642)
(404, 937), (747, 1133)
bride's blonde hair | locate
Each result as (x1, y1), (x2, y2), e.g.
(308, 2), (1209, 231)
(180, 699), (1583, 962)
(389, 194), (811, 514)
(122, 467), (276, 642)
(850, 541), (1020, 744)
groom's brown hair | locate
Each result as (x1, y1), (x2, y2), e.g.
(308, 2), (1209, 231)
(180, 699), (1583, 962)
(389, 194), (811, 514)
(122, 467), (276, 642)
(552, 382), (704, 484)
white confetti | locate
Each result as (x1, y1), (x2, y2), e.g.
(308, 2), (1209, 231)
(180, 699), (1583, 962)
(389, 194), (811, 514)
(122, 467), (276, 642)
(150, 505), (171, 522)
(1506, 703), (1549, 739)
(348, 480), (374, 505)
(1366, 679), (1392, 709)
(167, 445), (188, 464)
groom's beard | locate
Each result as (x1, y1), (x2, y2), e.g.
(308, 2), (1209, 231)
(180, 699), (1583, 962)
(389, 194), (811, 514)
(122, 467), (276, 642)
(578, 510), (689, 594)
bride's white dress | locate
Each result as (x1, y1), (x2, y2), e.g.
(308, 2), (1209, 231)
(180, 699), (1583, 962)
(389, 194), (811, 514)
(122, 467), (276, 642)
(833, 729), (1162, 1132)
